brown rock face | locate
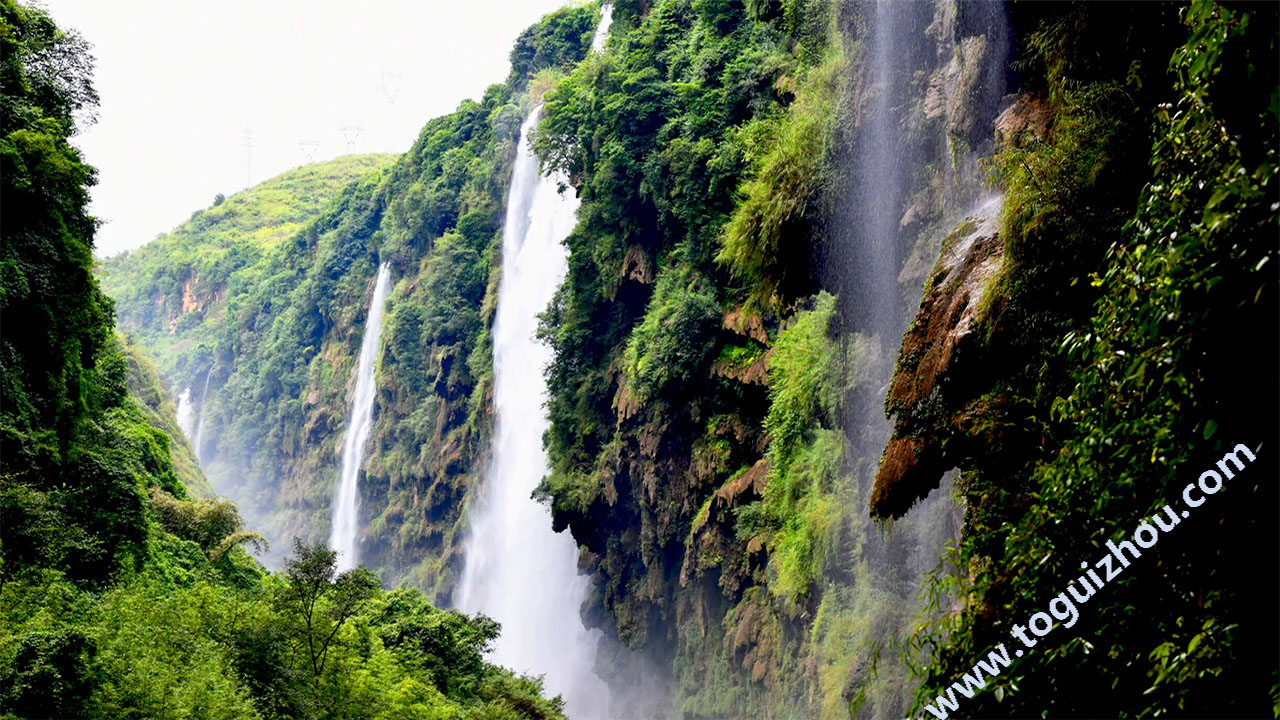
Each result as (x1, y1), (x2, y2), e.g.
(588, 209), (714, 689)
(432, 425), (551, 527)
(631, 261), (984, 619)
(871, 200), (1005, 518)
(168, 275), (207, 333)
(995, 93), (1051, 150)
(620, 244), (655, 285)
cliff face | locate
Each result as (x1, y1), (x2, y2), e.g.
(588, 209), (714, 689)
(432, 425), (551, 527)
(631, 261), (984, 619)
(531, 0), (1011, 715)
(872, 3), (1279, 717)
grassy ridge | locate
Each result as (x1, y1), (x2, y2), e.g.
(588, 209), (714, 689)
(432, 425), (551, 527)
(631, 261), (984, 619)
(99, 153), (397, 383)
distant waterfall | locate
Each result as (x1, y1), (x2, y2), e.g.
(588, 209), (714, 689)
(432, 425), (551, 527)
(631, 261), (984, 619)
(176, 387), (197, 440)
(330, 263), (392, 573)
(454, 105), (610, 718)
(591, 3), (612, 52)
(191, 372), (211, 464)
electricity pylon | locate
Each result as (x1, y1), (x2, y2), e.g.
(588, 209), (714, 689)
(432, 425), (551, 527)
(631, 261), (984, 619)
(298, 139), (321, 163)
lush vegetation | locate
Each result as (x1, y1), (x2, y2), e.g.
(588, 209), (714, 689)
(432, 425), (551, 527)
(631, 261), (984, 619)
(905, 2), (1278, 716)
(17, 0), (1274, 716)
(99, 154), (398, 383)
(530, 0), (975, 716)
(0, 4), (567, 718)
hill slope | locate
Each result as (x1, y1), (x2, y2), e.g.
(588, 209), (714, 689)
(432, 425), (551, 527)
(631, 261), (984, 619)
(99, 153), (397, 380)
(1, 4), (567, 718)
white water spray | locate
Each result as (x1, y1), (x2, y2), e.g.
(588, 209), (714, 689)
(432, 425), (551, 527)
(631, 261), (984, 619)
(191, 373), (211, 464)
(591, 4), (612, 53)
(454, 104), (610, 718)
(176, 387), (196, 440)
(330, 263), (392, 573)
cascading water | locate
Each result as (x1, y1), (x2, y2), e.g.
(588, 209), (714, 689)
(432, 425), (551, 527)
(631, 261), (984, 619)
(191, 372), (212, 464)
(454, 100), (612, 720)
(591, 4), (612, 52)
(330, 263), (392, 573)
(176, 387), (197, 440)
(832, 1), (1008, 715)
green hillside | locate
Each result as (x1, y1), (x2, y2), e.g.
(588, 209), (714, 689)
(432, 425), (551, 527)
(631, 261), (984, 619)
(0, 3), (567, 718)
(98, 153), (397, 380)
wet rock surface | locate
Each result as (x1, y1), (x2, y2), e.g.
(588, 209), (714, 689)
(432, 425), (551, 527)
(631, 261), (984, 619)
(872, 199), (1005, 518)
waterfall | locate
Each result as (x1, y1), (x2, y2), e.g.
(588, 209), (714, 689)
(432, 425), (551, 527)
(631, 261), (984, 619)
(454, 105), (610, 718)
(834, 1), (1007, 715)
(330, 263), (392, 573)
(591, 3), (612, 53)
(191, 372), (212, 464)
(176, 386), (197, 440)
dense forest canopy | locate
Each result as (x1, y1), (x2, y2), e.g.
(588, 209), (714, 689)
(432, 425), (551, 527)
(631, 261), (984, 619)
(3, 0), (1277, 718)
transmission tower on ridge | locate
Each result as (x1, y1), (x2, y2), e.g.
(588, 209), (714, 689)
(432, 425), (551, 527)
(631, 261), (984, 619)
(379, 69), (402, 146)
(240, 129), (255, 189)
(379, 69), (402, 109)
(340, 125), (363, 150)
(298, 139), (322, 164)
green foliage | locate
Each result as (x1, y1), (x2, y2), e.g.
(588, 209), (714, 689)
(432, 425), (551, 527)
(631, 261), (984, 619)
(99, 153), (398, 383)
(0, 628), (97, 718)
(912, 3), (1278, 716)
(149, 487), (267, 561)
(760, 428), (841, 608)
(537, 0), (821, 509)
(509, 4), (600, 89)
(621, 266), (721, 404)
(761, 292), (841, 469)
(1, 0), (107, 461)
(718, 46), (843, 309)
(279, 540), (382, 693)
(1, 543), (567, 720)
(743, 294), (872, 612)
(0, 1), (186, 588)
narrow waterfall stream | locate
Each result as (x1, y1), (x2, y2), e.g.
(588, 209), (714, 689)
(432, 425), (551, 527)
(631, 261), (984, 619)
(453, 106), (610, 718)
(330, 263), (392, 573)
(191, 372), (211, 463)
(176, 386), (197, 440)
(834, 1), (1007, 714)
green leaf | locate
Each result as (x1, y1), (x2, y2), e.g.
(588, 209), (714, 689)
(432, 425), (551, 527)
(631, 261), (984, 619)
(1188, 634), (1203, 654)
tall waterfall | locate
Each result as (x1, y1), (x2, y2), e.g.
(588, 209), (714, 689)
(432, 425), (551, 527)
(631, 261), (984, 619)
(454, 106), (610, 718)
(833, 1), (1007, 715)
(330, 263), (392, 573)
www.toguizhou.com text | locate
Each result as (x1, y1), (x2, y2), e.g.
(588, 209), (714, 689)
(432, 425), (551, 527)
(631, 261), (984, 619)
(921, 443), (1259, 719)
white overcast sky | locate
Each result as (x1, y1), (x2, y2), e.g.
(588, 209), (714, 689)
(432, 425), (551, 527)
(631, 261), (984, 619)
(43, 0), (576, 257)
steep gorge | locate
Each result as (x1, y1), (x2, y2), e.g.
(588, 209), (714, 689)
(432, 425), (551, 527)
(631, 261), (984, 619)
(102, 6), (603, 598)
(94, 1), (1278, 718)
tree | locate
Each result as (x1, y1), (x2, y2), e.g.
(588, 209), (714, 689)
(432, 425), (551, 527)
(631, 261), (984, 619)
(376, 589), (500, 694)
(278, 540), (379, 697)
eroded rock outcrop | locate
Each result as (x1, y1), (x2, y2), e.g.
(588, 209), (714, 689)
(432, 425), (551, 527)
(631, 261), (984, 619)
(871, 199), (1005, 518)
(994, 93), (1051, 149)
